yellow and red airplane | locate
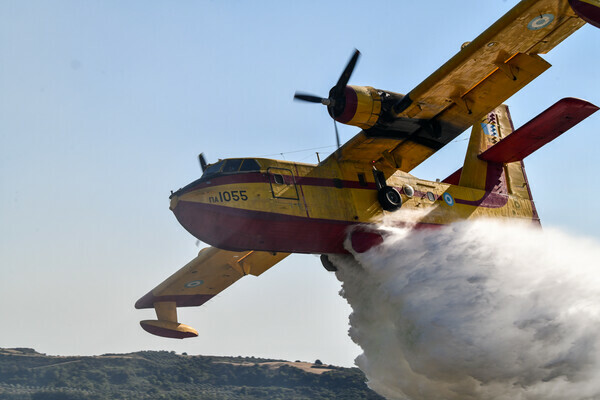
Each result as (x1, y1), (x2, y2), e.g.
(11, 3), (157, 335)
(136, 0), (600, 339)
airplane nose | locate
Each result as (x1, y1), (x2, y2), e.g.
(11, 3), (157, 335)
(168, 193), (213, 248)
(169, 194), (179, 211)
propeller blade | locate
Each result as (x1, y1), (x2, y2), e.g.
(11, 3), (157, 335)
(293, 49), (360, 119)
(332, 49), (360, 99)
(294, 92), (326, 103)
(198, 153), (207, 172)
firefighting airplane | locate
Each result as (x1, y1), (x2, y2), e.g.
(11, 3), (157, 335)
(136, 0), (600, 339)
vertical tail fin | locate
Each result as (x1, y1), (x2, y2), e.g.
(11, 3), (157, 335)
(443, 98), (597, 224)
(443, 104), (539, 222)
(443, 103), (537, 220)
(458, 104), (530, 197)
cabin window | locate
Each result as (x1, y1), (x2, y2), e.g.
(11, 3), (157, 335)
(403, 184), (415, 198)
(273, 174), (284, 185)
(357, 173), (367, 187)
(239, 159), (261, 172)
(223, 159), (243, 173)
(426, 191), (435, 202)
(333, 178), (343, 189)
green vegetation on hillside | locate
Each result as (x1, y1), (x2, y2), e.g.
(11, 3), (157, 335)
(0, 348), (384, 399)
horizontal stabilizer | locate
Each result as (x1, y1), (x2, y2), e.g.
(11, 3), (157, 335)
(479, 98), (598, 163)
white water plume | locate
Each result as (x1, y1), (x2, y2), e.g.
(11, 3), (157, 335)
(332, 218), (600, 400)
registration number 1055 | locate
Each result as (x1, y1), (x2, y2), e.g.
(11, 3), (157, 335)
(209, 190), (248, 203)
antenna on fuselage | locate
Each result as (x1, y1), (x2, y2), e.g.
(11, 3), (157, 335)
(198, 153), (208, 172)
(333, 119), (341, 159)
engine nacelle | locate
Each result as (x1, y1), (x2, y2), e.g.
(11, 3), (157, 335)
(333, 85), (381, 129)
(332, 85), (404, 130)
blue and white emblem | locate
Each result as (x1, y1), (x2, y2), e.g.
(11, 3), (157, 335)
(481, 123), (498, 137)
(443, 193), (454, 207)
(528, 14), (554, 30)
(185, 280), (204, 288)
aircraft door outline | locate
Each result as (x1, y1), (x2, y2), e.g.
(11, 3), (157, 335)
(267, 167), (300, 200)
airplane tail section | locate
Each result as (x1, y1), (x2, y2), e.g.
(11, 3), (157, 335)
(458, 104), (513, 195)
(450, 98), (598, 201)
(479, 98), (599, 164)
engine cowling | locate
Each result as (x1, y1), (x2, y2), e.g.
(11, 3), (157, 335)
(331, 85), (382, 129)
(329, 85), (405, 130)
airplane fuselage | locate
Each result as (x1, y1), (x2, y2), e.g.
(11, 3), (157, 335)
(170, 156), (538, 254)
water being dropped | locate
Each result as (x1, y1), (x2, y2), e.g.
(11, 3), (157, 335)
(332, 219), (600, 400)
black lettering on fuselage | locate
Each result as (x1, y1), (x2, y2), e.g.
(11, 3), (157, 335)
(209, 190), (248, 203)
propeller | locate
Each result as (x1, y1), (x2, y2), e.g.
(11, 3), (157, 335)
(294, 49), (360, 120)
(198, 153), (207, 172)
(293, 93), (330, 105)
(294, 49), (360, 156)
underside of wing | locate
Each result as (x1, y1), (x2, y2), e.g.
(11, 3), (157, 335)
(331, 0), (588, 172)
(135, 247), (289, 338)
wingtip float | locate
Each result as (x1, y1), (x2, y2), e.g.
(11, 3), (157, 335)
(137, 0), (599, 338)
(140, 320), (198, 340)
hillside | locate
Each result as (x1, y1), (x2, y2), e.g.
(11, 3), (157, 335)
(0, 348), (384, 399)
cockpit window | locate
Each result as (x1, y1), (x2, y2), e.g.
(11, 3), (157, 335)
(201, 158), (261, 179)
(239, 159), (261, 172)
(223, 159), (243, 173)
(202, 160), (224, 176)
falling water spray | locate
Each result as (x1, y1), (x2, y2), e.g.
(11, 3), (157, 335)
(332, 217), (600, 400)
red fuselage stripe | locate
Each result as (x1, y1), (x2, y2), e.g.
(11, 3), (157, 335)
(180, 173), (511, 210)
(178, 172), (378, 194)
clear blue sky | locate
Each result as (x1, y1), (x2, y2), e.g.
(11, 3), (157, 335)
(0, 1), (598, 367)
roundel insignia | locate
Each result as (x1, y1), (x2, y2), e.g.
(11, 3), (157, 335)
(527, 14), (554, 30)
(443, 193), (454, 207)
(185, 280), (204, 288)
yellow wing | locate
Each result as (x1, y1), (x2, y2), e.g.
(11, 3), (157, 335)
(336, 0), (585, 172)
(135, 247), (289, 338)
